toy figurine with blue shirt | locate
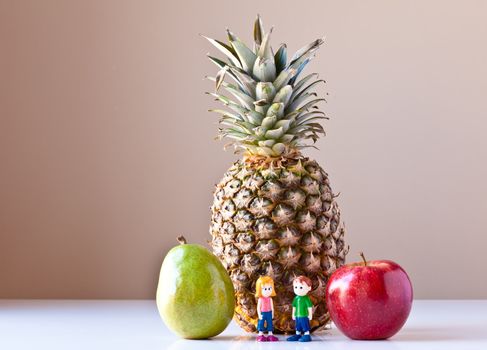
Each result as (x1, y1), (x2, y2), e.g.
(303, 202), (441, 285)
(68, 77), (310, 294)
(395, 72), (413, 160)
(255, 276), (279, 342)
(287, 276), (314, 342)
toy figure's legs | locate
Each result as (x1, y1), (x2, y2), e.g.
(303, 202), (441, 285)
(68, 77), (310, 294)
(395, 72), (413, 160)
(297, 317), (311, 342)
(262, 312), (278, 341)
(257, 314), (266, 332)
(257, 318), (266, 335)
(257, 311), (275, 341)
(287, 317), (312, 342)
(257, 312), (272, 332)
(264, 312), (273, 333)
(287, 317), (303, 341)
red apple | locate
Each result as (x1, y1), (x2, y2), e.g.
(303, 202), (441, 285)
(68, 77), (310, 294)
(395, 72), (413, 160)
(326, 253), (413, 340)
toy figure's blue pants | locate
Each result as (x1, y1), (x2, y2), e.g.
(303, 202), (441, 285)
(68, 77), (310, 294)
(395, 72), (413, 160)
(257, 311), (273, 332)
(295, 317), (310, 333)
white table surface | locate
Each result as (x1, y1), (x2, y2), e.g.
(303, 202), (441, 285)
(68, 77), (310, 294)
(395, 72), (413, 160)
(0, 300), (486, 350)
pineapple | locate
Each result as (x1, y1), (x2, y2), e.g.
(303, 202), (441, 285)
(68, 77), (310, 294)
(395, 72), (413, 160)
(205, 16), (348, 334)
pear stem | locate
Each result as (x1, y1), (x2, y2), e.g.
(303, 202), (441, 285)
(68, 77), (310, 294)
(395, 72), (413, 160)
(177, 236), (187, 245)
(359, 252), (367, 266)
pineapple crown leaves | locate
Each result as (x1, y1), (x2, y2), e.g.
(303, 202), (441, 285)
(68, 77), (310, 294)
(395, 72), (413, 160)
(203, 15), (329, 158)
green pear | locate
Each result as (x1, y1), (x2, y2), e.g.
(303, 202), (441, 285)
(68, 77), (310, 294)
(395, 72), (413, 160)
(156, 236), (235, 339)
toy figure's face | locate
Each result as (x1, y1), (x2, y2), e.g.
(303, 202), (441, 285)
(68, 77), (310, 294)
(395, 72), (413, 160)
(261, 283), (274, 297)
(293, 280), (311, 296)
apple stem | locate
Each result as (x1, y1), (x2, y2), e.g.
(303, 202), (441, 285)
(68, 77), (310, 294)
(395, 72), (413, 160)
(177, 236), (187, 245)
(359, 252), (367, 266)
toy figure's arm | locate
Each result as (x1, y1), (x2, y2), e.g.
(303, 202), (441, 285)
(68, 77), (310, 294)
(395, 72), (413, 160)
(292, 306), (296, 320)
(271, 298), (274, 318)
(308, 307), (313, 320)
(257, 298), (262, 319)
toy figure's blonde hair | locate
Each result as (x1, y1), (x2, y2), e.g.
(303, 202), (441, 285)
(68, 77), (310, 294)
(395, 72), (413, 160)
(255, 276), (276, 298)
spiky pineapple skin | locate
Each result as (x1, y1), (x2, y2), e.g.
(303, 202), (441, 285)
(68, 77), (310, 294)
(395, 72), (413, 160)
(210, 155), (347, 334)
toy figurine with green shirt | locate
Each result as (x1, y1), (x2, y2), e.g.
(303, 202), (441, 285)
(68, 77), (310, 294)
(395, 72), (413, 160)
(255, 276), (279, 342)
(287, 276), (314, 342)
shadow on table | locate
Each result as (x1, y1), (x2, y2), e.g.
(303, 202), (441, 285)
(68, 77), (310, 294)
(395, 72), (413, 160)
(167, 333), (328, 350)
(166, 325), (487, 350)
(391, 325), (487, 342)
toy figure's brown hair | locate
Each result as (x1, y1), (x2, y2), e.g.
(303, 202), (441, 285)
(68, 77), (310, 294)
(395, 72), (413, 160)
(293, 276), (312, 288)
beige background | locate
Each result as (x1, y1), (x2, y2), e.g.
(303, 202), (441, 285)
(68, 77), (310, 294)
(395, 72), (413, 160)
(1, 0), (486, 299)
